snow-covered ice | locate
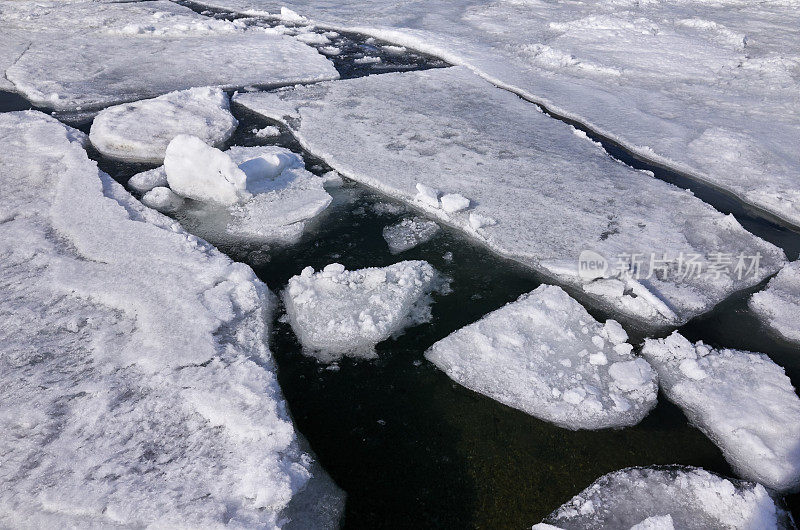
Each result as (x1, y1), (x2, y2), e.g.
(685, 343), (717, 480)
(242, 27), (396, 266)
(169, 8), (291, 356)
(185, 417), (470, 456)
(284, 261), (443, 361)
(128, 165), (168, 194)
(641, 332), (800, 493)
(538, 466), (787, 529)
(425, 285), (657, 430)
(234, 67), (784, 327)
(383, 216), (440, 254)
(89, 87), (238, 164)
(142, 186), (185, 213)
(0, 110), (343, 527)
(255, 125), (282, 138)
(749, 261), (800, 345)
(2, 0), (338, 110)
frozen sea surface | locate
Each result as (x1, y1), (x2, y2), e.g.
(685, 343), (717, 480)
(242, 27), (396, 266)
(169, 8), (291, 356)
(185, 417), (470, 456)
(0, 110), (343, 527)
(234, 67), (785, 328)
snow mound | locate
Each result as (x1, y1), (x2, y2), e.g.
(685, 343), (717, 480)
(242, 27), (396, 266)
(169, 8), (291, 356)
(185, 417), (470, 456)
(642, 332), (800, 492)
(383, 216), (440, 253)
(539, 466), (786, 529)
(284, 261), (443, 361)
(0, 110), (343, 527)
(89, 87), (238, 164)
(425, 285), (657, 430)
(749, 260), (800, 344)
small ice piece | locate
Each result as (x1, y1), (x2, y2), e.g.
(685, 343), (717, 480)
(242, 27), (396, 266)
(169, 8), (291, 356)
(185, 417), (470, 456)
(319, 46), (341, 56)
(164, 135), (250, 206)
(89, 87), (237, 164)
(468, 212), (496, 230)
(425, 285), (657, 430)
(641, 332), (800, 492)
(382, 45), (407, 55)
(141, 186), (184, 213)
(415, 183), (440, 208)
(354, 56), (382, 64)
(295, 33), (330, 45)
(321, 170), (343, 187)
(284, 261), (442, 361)
(254, 125), (281, 138)
(440, 193), (470, 213)
(128, 166), (167, 194)
(539, 466), (786, 529)
(382, 217), (439, 254)
(280, 6), (306, 22)
(749, 260), (800, 344)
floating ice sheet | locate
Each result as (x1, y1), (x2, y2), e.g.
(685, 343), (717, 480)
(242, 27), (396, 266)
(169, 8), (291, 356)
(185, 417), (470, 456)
(383, 216), (439, 254)
(749, 260), (800, 345)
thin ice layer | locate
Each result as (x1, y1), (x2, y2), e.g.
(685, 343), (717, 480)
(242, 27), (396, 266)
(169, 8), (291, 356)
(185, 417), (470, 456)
(234, 68), (784, 327)
(0, 111), (343, 527)
(425, 285), (657, 430)
(749, 261), (800, 344)
(2, 0), (338, 110)
(641, 332), (800, 493)
(284, 261), (441, 361)
(89, 87), (238, 164)
(540, 466), (785, 529)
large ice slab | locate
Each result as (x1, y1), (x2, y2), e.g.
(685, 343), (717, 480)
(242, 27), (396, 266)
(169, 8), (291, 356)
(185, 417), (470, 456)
(749, 261), (800, 345)
(89, 87), (238, 164)
(641, 332), (800, 493)
(537, 466), (787, 529)
(0, 111), (343, 527)
(284, 261), (442, 361)
(2, 0), (338, 111)
(234, 67), (784, 327)
(425, 285), (657, 430)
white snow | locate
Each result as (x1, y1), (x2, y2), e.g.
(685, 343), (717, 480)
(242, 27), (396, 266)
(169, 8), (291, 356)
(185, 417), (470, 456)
(749, 260), (800, 344)
(539, 466), (784, 529)
(142, 186), (185, 213)
(382, 217), (440, 254)
(0, 110), (343, 527)
(255, 125), (282, 138)
(128, 166), (168, 194)
(89, 87), (238, 164)
(284, 261), (443, 361)
(425, 285), (657, 430)
(2, 0), (338, 111)
(234, 67), (784, 327)
(641, 332), (800, 493)
(440, 193), (470, 213)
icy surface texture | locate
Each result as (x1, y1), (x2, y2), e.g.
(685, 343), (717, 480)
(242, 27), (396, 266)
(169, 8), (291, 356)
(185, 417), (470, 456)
(234, 68), (784, 327)
(540, 466), (785, 529)
(284, 261), (442, 361)
(142, 186), (185, 213)
(0, 111), (343, 527)
(750, 260), (800, 344)
(192, 0), (800, 227)
(383, 216), (439, 254)
(89, 87), (238, 164)
(425, 285), (657, 430)
(642, 332), (800, 493)
(1, 0), (338, 110)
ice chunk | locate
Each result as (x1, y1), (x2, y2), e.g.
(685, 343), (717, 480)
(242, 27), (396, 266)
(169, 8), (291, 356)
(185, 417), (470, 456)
(382, 216), (440, 254)
(128, 166), (168, 194)
(641, 332), (800, 492)
(440, 193), (470, 213)
(234, 67), (784, 327)
(0, 110), (343, 527)
(425, 285), (657, 430)
(142, 186), (185, 213)
(630, 515), (674, 530)
(284, 261), (443, 361)
(255, 125), (282, 138)
(539, 466), (786, 529)
(164, 134), (250, 206)
(749, 260), (800, 344)
(89, 87), (238, 164)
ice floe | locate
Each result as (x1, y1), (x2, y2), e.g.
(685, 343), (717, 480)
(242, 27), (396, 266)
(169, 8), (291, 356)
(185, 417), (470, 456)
(0, 110), (343, 527)
(537, 466), (787, 529)
(141, 186), (185, 213)
(425, 285), (657, 430)
(284, 261), (443, 361)
(642, 332), (800, 492)
(749, 260), (800, 344)
(234, 67), (784, 327)
(89, 87), (238, 164)
(383, 216), (440, 254)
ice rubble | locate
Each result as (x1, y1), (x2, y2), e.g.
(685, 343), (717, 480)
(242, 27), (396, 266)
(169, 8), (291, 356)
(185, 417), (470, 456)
(425, 285), (657, 430)
(189, 0), (800, 228)
(1, 0), (338, 110)
(284, 261), (442, 361)
(234, 67), (785, 327)
(749, 261), (800, 344)
(537, 466), (786, 529)
(641, 332), (800, 493)
(89, 87), (238, 164)
(383, 216), (440, 254)
(0, 111), (343, 527)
